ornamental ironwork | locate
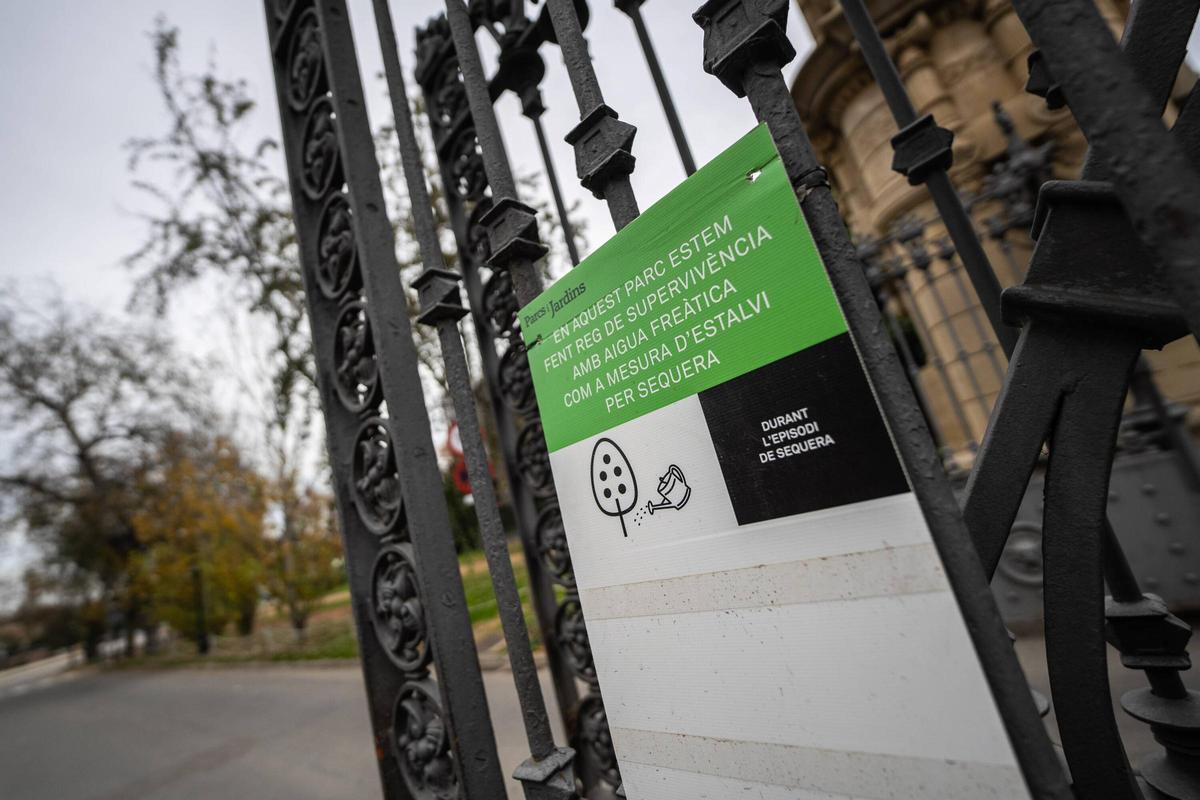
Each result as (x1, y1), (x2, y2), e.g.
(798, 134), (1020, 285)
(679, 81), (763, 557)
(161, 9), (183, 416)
(371, 543), (430, 672)
(392, 680), (457, 800)
(481, 269), (518, 338)
(332, 301), (380, 413)
(286, 9), (324, 111)
(555, 597), (596, 684)
(352, 418), (403, 535)
(316, 193), (359, 299)
(515, 421), (555, 497)
(264, 3), (506, 796)
(536, 503), (574, 587)
(497, 343), (535, 414)
(446, 130), (489, 202)
(300, 98), (341, 200)
(577, 696), (621, 788)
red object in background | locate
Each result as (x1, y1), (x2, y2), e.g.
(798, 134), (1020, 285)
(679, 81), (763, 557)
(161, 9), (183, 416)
(446, 421), (463, 457)
(446, 420), (496, 495)
(452, 455), (472, 495)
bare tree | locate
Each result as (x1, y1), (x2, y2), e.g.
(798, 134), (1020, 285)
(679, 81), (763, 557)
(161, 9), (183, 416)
(126, 18), (584, 422)
(0, 289), (198, 658)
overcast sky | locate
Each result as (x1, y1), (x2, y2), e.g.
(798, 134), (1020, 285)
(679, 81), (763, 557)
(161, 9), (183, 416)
(0, 1), (810, 311)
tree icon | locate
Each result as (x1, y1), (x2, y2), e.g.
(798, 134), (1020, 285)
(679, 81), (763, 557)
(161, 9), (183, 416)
(590, 438), (637, 537)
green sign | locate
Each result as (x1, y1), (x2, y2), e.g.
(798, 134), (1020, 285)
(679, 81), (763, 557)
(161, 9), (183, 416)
(517, 126), (1031, 799)
(520, 124), (846, 453)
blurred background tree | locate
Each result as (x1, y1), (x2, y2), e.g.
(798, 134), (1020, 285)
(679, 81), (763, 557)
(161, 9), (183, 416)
(0, 15), (581, 664)
(131, 432), (266, 651)
(0, 290), (198, 659)
(262, 481), (343, 643)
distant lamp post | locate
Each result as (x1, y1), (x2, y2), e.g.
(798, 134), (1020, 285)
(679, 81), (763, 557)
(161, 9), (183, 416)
(190, 560), (209, 656)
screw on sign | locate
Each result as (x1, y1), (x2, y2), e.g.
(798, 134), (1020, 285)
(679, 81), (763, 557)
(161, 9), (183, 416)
(590, 438), (638, 537)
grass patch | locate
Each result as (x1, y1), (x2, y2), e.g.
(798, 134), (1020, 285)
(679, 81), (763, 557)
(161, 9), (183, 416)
(123, 537), (546, 667)
(458, 543), (544, 651)
(267, 622), (358, 662)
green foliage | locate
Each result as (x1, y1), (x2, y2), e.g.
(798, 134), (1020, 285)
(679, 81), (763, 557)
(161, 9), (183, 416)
(456, 545), (541, 649)
(130, 432), (267, 641)
(261, 481), (345, 639)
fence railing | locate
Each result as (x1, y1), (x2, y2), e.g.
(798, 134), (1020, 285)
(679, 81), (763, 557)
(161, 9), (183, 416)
(261, 1), (1200, 798)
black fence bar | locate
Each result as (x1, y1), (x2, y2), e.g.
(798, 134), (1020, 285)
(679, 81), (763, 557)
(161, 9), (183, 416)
(411, 13), (609, 795)
(1040, 330), (1144, 799)
(456, 227), (583, 721)
(413, 57), (582, 736)
(537, 7), (651, 792)
(1010, 0), (1200, 342)
(452, 4), (635, 794)
(307, 5), (508, 796)
(484, 4), (584, 268)
(615, 0), (697, 176)
(440, 3), (622, 797)
(837, 0), (1017, 357)
(691, 3), (1073, 797)
(371, 4), (579, 797)
(262, 2), (506, 798)
(964, 0), (1195, 586)
(442, 0), (543, 302)
(546, 0), (640, 229)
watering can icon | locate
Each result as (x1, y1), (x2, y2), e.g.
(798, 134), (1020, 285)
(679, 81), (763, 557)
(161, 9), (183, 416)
(646, 465), (691, 514)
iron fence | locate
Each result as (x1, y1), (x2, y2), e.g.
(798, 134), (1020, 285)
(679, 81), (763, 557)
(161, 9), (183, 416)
(261, 1), (1200, 798)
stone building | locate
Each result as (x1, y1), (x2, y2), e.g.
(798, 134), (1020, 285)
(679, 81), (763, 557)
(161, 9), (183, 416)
(791, 0), (1200, 466)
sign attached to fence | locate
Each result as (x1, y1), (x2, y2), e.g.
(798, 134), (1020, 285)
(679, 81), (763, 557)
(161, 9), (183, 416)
(521, 125), (1032, 799)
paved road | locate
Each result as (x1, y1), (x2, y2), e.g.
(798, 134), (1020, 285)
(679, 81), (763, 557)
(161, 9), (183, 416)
(1, 634), (1194, 799)
(0, 664), (560, 800)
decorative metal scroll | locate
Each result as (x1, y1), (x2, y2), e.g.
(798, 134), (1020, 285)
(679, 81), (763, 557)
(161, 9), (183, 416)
(263, 3), (504, 798)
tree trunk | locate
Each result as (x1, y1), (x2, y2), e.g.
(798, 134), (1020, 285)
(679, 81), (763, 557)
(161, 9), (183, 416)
(291, 611), (308, 644)
(191, 562), (209, 655)
(237, 600), (256, 637)
(83, 625), (102, 662)
(143, 624), (159, 655)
